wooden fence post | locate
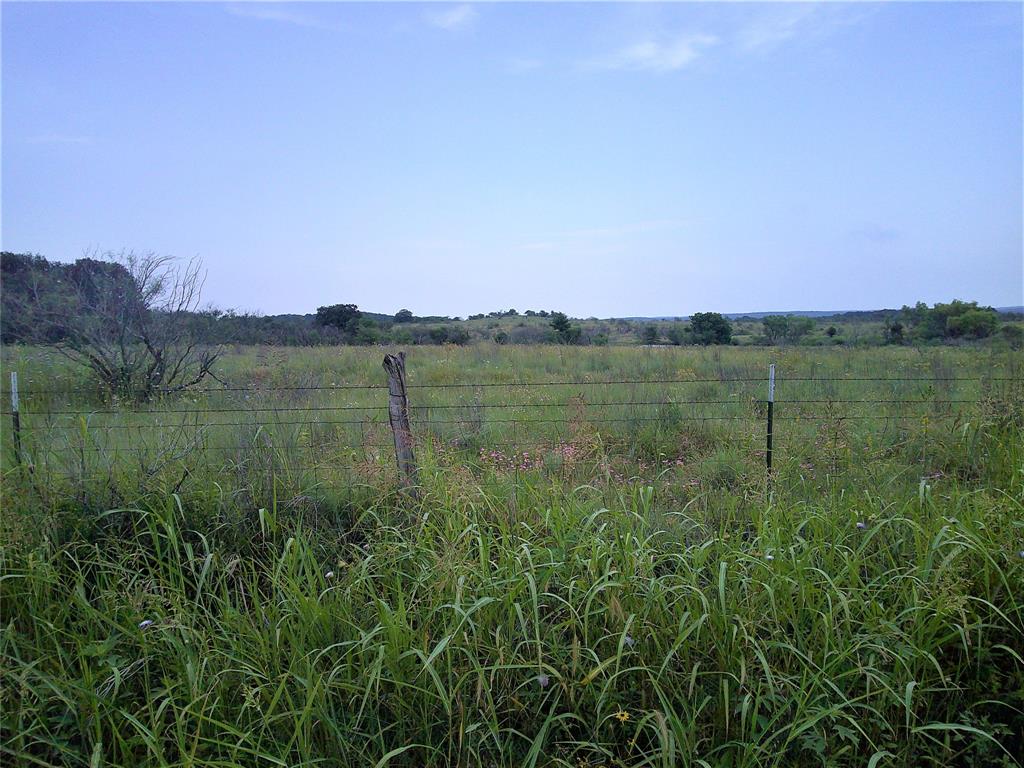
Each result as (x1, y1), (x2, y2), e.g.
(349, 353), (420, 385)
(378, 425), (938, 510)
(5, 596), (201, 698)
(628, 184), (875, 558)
(382, 352), (419, 495)
(10, 371), (22, 467)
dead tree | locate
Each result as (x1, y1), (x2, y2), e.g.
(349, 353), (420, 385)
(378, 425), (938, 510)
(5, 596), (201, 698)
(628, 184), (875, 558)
(24, 250), (221, 400)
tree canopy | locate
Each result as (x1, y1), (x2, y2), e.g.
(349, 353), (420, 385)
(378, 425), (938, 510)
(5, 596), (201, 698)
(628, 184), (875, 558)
(689, 312), (732, 345)
(315, 304), (362, 335)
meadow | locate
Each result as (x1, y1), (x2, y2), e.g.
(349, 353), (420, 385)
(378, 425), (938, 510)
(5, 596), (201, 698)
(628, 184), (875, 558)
(1, 343), (1022, 767)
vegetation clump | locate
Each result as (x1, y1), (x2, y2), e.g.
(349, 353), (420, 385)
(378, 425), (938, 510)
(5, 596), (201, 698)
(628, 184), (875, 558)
(0, 344), (1021, 767)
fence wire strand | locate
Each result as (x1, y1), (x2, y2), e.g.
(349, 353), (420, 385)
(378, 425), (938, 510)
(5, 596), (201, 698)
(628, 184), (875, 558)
(4, 371), (1017, 482)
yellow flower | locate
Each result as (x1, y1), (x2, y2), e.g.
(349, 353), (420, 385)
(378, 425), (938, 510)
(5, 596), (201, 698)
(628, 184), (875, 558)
(614, 710), (630, 723)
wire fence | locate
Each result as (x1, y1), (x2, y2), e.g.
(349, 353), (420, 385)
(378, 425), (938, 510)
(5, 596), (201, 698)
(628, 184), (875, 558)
(3, 367), (1019, 489)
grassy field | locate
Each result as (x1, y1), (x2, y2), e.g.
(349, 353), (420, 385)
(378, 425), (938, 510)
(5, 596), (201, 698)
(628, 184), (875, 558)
(2, 344), (1022, 767)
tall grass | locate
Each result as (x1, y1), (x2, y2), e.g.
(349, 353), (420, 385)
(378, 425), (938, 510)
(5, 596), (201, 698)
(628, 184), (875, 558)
(1, 345), (1021, 766)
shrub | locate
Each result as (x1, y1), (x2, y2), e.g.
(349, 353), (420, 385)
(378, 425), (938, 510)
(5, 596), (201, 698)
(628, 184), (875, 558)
(550, 312), (580, 344)
(690, 312), (733, 345)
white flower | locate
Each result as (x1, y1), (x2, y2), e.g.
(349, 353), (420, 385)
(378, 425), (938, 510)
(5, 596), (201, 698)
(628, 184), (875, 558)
(325, 571), (335, 579)
(536, 674), (550, 688)
(765, 554), (775, 561)
(138, 619), (154, 629)
(856, 521), (867, 530)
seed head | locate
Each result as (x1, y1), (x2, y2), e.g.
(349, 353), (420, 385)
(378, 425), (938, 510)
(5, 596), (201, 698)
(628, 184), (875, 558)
(536, 674), (550, 688)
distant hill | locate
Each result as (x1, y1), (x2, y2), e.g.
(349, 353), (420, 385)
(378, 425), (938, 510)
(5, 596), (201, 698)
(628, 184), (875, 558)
(623, 306), (1024, 322)
(3, 251), (1019, 348)
(622, 310), (876, 322)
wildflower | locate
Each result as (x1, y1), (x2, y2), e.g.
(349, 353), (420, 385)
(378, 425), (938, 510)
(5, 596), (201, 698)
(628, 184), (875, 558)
(325, 571), (335, 579)
(536, 674), (550, 688)
(623, 634), (635, 648)
(856, 521), (867, 530)
(614, 710), (631, 723)
(765, 554), (775, 561)
(138, 619), (154, 629)
(1018, 550), (1024, 559)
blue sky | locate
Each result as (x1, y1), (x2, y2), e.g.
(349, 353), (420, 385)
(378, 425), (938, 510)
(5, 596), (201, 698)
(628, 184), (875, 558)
(3, 1), (1021, 317)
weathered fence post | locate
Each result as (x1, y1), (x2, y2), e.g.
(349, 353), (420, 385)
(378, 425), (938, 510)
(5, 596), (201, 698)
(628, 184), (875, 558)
(382, 352), (419, 495)
(766, 363), (775, 478)
(10, 371), (22, 467)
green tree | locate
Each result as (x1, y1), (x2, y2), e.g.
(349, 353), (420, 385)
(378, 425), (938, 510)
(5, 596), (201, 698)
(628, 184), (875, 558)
(447, 326), (471, 345)
(667, 324), (690, 346)
(394, 309), (414, 323)
(883, 319), (905, 345)
(315, 304), (361, 335)
(549, 311), (580, 344)
(901, 300), (1000, 341)
(550, 312), (570, 335)
(946, 309), (998, 339)
(761, 315), (813, 345)
(785, 316), (815, 344)
(642, 326), (659, 345)
(429, 325), (470, 345)
(391, 327), (414, 345)
(1001, 324), (1023, 350)
(761, 315), (790, 345)
(690, 312), (732, 345)
(353, 319), (383, 345)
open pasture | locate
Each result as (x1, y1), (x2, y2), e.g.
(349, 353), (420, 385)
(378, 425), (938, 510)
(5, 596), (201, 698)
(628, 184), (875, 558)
(1, 344), (1022, 767)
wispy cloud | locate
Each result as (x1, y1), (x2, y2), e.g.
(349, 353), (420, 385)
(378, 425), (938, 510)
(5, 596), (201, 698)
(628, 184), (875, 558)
(736, 6), (817, 53)
(736, 5), (868, 55)
(581, 33), (718, 73)
(27, 134), (92, 145)
(225, 4), (339, 31)
(425, 4), (477, 32)
(505, 57), (543, 74)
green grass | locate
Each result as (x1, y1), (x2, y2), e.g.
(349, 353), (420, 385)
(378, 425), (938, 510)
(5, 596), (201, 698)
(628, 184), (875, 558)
(1, 345), (1022, 766)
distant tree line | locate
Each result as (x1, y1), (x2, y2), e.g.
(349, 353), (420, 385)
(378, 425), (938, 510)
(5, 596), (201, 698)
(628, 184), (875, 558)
(467, 309), (553, 320)
(887, 300), (1002, 344)
(3, 254), (1018, 357)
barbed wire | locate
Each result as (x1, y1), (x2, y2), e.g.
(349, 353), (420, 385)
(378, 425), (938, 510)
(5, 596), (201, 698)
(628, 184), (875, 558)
(1, 374), (1019, 397)
(0, 398), (989, 419)
(2, 410), (984, 432)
